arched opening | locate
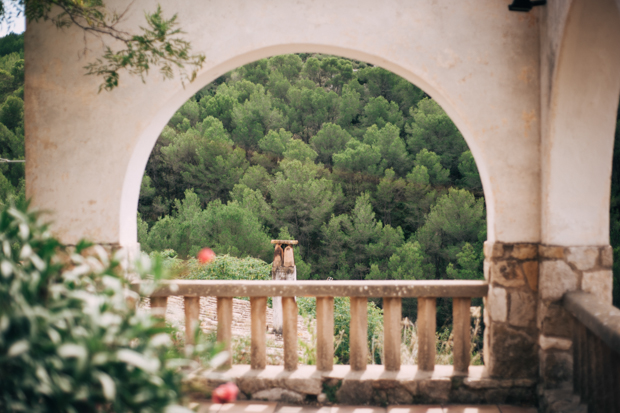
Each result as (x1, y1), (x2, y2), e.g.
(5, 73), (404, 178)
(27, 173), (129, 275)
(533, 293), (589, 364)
(118, 46), (496, 250)
(133, 52), (488, 365)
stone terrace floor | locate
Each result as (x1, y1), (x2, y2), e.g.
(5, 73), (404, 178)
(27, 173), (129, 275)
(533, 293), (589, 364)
(194, 401), (537, 413)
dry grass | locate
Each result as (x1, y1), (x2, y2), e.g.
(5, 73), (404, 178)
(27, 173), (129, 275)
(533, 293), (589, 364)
(384, 305), (483, 366)
(224, 306), (484, 367)
(298, 316), (317, 365)
(231, 335), (282, 365)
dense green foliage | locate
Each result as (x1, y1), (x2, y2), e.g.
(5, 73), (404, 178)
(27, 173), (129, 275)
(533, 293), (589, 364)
(0, 201), (201, 412)
(152, 250), (272, 281)
(0, 32), (22, 57)
(0, 33), (24, 207)
(143, 190), (272, 261)
(139, 54), (487, 295)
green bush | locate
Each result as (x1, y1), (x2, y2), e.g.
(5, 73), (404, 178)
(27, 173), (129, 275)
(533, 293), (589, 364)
(165, 253), (271, 281)
(0, 201), (202, 412)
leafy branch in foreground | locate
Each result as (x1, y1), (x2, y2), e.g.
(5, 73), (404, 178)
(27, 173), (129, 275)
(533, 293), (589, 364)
(22, 0), (205, 91)
(0, 200), (219, 412)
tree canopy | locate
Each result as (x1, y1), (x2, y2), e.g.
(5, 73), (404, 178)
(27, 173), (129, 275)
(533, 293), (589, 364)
(136, 53), (489, 291)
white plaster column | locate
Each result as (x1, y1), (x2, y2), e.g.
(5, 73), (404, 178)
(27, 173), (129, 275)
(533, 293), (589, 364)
(538, 0), (620, 397)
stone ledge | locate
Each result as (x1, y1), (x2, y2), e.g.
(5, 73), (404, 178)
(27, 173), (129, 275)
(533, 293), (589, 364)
(183, 365), (537, 406)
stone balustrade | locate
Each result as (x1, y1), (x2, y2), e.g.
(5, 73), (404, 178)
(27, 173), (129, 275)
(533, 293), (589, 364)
(133, 280), (534, 404)
(142, 280), (487, 373)
(561, 291), (620, 413)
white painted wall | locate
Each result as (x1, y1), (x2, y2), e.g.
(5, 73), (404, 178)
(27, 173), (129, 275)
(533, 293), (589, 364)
(540, 0), (620, 246)
(25, 0), (550, 248)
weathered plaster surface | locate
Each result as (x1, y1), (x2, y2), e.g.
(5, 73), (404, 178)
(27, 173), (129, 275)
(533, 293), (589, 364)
(25, 0), (541, 247)
(540, 0), (620, 245)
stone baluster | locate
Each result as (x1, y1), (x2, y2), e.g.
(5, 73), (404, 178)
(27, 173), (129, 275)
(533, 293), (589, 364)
(250, 296), (267, 370)
(608, 345), (620, 411)
(217, 297), (233, 369)
(184, 296), (200, 348)
(452, 297), (471, 374)
(150, 297), (168, 326)
(417, 297), (436, 372)
(573, 320), (586, 402)
(591, 333), (606, 412)
(588, 329), (596, 404)
(282, 296), (298, 371)
(349, 296), (368, 371)
(598, 337), (615, 412)
(383, 297), (401, 371)
(316, 296), (334, 371)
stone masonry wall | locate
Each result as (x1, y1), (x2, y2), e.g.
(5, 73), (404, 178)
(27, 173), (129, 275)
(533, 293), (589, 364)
(484, 242), (613, 412)
(483, 242), (540, 379)
(537, 245), (612, 392)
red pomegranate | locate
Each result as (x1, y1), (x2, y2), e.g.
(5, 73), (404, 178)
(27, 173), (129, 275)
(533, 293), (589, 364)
(197, 248), (216, 264)
(212, 382), (239, 403)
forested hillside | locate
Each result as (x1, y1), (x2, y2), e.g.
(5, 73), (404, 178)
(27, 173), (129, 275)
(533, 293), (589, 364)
(0, 33), (24, 205)
(138, 54), (486, 283)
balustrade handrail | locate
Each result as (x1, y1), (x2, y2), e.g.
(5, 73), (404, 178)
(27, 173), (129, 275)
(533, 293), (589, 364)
(138, 279), (488, 375)
(132, 279), (488, 298)
(563, 291), (620, 353)
(562, 291), (620, 413)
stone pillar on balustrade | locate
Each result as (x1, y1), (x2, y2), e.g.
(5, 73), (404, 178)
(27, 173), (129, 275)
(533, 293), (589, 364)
(484, 241), (614, 389)
(483, 241), (539, 379)
(271, 240), (297, 335)
(537, 245), (613, 391)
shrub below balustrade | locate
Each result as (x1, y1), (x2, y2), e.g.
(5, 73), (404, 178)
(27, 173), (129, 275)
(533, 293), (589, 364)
(0, 201), (212, 412)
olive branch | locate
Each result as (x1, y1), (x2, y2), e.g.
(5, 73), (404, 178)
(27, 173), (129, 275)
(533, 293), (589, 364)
(10, 0), (205, 91)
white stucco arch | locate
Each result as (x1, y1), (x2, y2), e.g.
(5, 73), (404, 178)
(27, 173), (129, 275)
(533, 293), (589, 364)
(541, 0), (620, 245)
(25, 0), (541, 249)
(119, 45), (494, 247)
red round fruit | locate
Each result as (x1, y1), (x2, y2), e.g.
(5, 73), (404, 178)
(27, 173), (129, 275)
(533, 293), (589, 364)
(212, 382), (239, 403)
(197, 248), (216, 264)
